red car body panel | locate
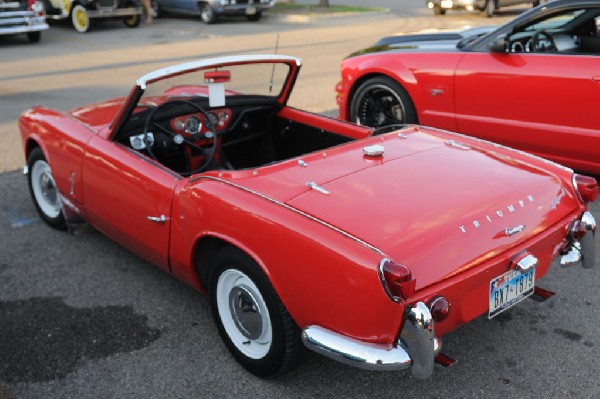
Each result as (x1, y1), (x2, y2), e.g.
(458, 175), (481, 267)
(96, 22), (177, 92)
(19, 54), (597, 376)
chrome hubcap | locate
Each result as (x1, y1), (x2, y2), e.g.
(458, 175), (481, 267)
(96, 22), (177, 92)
(216, 269), (272, 359)
(31, 160), (61, 219)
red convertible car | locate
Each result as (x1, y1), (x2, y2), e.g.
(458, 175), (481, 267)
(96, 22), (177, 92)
(337, 0), (600, 175)
(20, 55), (597, 378)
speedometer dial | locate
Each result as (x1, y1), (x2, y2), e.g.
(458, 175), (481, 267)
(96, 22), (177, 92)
(185, 116), (202, 133)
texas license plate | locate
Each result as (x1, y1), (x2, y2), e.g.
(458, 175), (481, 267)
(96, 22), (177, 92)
(489, 268), (535, 318)
(245, 6), (257, 15)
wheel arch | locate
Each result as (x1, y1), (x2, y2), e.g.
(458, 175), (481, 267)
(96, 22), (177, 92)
(192, 234), (276, 296)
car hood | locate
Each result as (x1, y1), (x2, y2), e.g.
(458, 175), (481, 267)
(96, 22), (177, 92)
(236, 127), (578, 290)
(348, 26), (496, 57)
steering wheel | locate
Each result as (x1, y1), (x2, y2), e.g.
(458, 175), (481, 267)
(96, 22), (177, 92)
(143, 100), (217, 176)
(531, 30), (557, 52)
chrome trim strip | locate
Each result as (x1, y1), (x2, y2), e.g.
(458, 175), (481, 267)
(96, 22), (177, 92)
(189, 176), (384, 255)
(136, 55), (302, 90)
(377, 258), (399, 303)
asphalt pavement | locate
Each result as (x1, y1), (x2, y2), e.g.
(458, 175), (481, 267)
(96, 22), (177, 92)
(1, 4), (599, 398)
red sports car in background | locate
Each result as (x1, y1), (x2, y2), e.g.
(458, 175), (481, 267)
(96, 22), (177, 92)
(337, 0), (600, 175)
(20, 54), (597, 379)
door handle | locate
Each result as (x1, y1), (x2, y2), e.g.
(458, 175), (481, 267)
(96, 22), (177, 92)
(147, 215), (167, 223)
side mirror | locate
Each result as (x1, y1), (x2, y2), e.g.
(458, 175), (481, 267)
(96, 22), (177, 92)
(488, 37), (508, 53)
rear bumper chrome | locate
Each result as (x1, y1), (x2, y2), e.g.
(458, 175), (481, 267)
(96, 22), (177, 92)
(561, 211), (596, 269)
(302, 302), (441, 378)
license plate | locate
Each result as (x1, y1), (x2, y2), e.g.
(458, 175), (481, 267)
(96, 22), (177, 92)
(245, 6), (257, 15)
(441, 0), (453, 8)
(489, 268), (535, 318)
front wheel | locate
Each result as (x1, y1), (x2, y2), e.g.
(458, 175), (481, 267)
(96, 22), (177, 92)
(200, 3), (216, 24)
(123, 2), (142, 28)
(485, 0), (495, 17)
(27, 147), (66, 230)
(71, 4), (92, 33)
(349, 76), (417, 128)
(245, 10), (262, 21)
(210, 248), (303, 377)
(27, 31), (41, 42)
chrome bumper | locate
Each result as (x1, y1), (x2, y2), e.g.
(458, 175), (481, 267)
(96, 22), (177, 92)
(560, 211), (596, 269)
(302, 302), (440, 378)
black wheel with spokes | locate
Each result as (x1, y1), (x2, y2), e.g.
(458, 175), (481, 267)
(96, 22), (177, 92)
(349, 76), (417, 128)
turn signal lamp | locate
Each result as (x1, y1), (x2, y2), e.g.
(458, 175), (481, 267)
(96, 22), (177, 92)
(379, 259), (416, 301)
(428, 296), (451, 323)
(573, 174), (599, 204)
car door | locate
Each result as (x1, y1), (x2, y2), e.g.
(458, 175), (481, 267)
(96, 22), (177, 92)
(81, 135), (183, 272)
(453, 50), (599, 170)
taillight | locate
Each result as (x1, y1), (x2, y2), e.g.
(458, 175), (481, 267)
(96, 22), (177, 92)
(378, 259), (415, 302)
(568, 220), (587, 240)
(573, 174), (599, 204)
(428, 296), (451, 322)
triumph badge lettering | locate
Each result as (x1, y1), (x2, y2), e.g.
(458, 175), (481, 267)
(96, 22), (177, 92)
(459, 195), (534, 234)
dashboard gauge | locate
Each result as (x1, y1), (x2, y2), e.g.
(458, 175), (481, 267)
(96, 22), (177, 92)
(185, 116), (202, 133)
(218, 111), (229, 126)
(174, 119), (185, 131)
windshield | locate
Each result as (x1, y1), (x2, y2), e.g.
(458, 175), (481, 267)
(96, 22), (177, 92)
(137, 62), (292, 110)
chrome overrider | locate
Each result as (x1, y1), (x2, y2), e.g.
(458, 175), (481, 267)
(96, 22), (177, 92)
(560, 211), (596, 269)
(302, 302), (441, 379)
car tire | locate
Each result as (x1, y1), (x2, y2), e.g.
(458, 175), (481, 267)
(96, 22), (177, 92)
(200, 3), (216, 24)
(485, 0), (495, 17)
(433, 5), (446, 15)
(210, 247), (303, 377)
(27, 31), (41, 43)
(349, 76), (418, 128)
(151, 0), (159, 18)
(27, 148), (66, 230)
(123, 1), (142, 28)
(246, 10), (262, 21)
(71, 4), (92, 33)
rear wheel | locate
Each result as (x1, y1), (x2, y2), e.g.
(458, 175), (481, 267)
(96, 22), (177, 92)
(71, 4), (91, 33)
(200, 3), (216, 24)
(349, 76), (417, 128)
(28, 148), (66, 230)
(210, 248), (303, 377)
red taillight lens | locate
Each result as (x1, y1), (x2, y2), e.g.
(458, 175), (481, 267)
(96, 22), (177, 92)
(380, 259), (415, 301)
(429, 296), (451, 322)
(573, 174), (599, 204)
(569, 220), (587, 240)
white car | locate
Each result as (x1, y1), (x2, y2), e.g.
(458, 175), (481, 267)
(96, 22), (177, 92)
(426, 0), (544, 17)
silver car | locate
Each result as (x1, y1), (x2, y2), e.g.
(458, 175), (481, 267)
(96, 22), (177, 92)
(426, 0), (545, 17)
